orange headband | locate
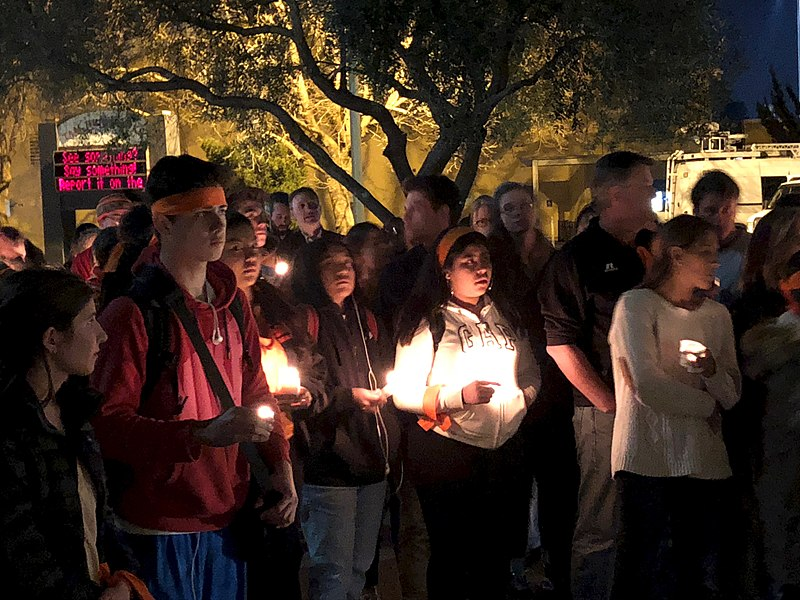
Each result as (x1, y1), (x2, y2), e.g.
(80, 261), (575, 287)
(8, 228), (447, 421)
(151, 187), (227, 217)
(436, 227), (475, 267)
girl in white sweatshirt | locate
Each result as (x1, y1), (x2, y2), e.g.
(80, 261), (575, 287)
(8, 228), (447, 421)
(392, 227), (540, 600)
(608, 215), (741, 599)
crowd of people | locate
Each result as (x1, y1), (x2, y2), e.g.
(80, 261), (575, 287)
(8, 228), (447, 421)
(1, 150), (799, 600)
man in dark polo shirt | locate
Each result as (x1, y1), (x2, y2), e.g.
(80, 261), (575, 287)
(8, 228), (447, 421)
(538, 151), (653, 600)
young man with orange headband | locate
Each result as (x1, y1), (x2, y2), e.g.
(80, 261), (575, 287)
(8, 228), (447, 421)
(90, 155), (296, 600)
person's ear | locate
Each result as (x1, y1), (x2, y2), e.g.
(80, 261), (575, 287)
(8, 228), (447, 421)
(41, 326), (60, 356)
(435, 204), (451, 227)
(152, 213), (174, 238)
(668, 246), (684, 266)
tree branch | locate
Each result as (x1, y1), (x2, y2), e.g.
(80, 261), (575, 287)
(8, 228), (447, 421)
(92, 66), (396, 223)
(480, 35), (589, 112)
(418, 129), (462, 176)
(164, 7), (292, 38)
(454, 127), (487, 208)
(284, 0), (413, 182)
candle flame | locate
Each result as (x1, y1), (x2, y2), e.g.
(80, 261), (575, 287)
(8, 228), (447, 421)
(275, 260), (290, 276)
(257, 405), (275, 420)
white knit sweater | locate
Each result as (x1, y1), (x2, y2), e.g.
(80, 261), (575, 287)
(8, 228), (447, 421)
(608, 289), (741, 479)
(392, 300), (540, 450)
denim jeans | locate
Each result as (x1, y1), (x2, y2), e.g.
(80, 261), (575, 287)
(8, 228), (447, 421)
(572, 407), (618, 600)
(301, 481), (387, 600)
(121, 527), (245, 600)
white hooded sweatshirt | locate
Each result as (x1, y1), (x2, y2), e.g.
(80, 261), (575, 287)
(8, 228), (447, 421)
(392, 299), (540, 450)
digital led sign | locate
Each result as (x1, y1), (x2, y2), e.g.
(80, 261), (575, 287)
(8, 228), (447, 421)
(53, 146), (147, 192)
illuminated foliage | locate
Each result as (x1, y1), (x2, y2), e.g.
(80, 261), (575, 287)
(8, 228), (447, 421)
(0, 0), (727, 220)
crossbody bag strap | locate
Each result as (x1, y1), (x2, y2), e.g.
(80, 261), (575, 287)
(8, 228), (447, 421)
(165, 290), (275, 496)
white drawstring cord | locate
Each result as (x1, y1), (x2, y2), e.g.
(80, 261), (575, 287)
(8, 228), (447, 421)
(353, 298), (391, 477)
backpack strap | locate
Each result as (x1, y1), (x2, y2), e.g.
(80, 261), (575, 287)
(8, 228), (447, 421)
(165, 290), (276, 497)
(430, 310), (446, 353)
(138, 297), (176, 406)
(365, 309), (379, 342)
(228, 295), (252, 370)
(128, 267), (182, 407)
(305, 306), (320, 344)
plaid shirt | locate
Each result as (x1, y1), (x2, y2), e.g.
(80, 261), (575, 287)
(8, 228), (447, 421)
(0, 376), (123, 599)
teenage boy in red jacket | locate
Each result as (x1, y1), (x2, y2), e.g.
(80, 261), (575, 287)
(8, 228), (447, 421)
(91, 155), (296, 600)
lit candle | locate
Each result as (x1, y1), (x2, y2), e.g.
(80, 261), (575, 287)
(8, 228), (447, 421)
(679, 339), (707, 372)
(383, 370), (397, 396)
(256, 405), (275, 420)
(275, 260), (290, 277)
(276, 366), (301, 396)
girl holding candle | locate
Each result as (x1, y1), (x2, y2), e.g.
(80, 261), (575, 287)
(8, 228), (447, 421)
(391, 227), (540, 600)
(290, 237), (400, 600)
(608, 215), (741, 599)
(220, 211), (324, 600)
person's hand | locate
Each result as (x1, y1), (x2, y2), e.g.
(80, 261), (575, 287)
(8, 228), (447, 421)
(100, 581), (131, 600)
(462, 381), (500, 406)
(352, 388), (387, 413)
(274, 387), (313, 411)
(194, 406), (273, 447)
(259, 462), (298, 528)
(694, 351), (717, 378)
(594, 392), (617, 414)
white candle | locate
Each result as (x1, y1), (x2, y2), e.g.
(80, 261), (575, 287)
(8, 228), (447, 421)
(383, 370), (397, 396)
(277, 366), (301, 396)
(679, 339), (707, 373)
(275, 260), (290, 276)
(256, 405), (275, 420)
(679, 339), (707, 359)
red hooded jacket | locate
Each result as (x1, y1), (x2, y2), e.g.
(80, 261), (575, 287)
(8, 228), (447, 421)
(91, 250), (288, 532)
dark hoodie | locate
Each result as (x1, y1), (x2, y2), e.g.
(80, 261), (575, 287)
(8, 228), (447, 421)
(296, 297), (401, 487)
(91, 248), (288, 532)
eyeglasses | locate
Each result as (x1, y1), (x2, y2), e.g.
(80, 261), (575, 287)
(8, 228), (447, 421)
(500, 202), (532, 215)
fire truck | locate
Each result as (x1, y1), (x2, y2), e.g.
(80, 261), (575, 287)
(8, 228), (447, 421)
(662, 132), (800, 231)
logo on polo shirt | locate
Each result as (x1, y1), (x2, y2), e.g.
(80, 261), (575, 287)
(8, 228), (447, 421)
(605, 262), (618, 273)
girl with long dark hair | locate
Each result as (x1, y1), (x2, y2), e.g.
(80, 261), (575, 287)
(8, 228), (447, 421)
(291, 238), (400, 600)
(0, 269), (147, 599)
(609, 215), (741, 599)
(220, 211), (323, 600)
(392, 227), (540, 600)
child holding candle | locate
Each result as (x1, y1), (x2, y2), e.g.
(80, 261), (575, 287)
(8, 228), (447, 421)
(220, 211), (325, 600)
(608, 215), (741, 599)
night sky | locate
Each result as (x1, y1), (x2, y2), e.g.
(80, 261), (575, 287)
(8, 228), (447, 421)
(719, 0), (798, 115)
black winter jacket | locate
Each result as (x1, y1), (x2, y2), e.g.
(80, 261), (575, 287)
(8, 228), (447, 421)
(296, 298), (401, 487)
(0, 376), (130, 599)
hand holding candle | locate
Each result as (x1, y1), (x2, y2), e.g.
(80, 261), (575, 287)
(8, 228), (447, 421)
(679, 339), (715, 376)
